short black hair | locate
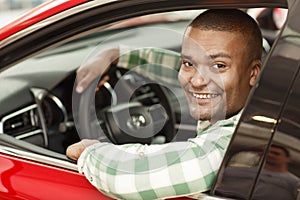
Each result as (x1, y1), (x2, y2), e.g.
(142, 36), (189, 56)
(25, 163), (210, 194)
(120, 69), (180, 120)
(188, 9), (263, 61)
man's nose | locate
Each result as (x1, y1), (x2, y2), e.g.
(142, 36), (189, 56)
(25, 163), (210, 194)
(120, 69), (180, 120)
(190, 67), (209, 87)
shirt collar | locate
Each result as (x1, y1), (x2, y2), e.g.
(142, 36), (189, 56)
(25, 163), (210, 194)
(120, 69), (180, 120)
(196, 109), (243, 135)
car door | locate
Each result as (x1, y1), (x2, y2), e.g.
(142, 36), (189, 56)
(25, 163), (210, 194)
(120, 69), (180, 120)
(211, 0), (300, 199)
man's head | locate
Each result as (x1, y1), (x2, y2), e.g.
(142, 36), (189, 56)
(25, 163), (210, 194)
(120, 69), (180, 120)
(178, 9), (262, 122)
(257, 144), (292, 172)
(266, 145), (291, 165)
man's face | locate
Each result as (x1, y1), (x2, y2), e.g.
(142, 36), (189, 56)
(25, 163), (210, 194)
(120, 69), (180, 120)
(265, 147), (291, 165)
(178, 28), (259, 122)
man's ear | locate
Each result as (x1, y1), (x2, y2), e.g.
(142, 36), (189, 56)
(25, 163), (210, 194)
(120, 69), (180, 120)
(249, 59), (262, 87)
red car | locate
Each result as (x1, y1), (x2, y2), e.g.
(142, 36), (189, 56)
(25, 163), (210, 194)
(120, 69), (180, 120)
(0, 0), (299, 199)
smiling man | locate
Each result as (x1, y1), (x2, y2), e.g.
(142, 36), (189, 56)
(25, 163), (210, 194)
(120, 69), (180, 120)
(179, 17), (261, 123)
(67, 9), (262, 200)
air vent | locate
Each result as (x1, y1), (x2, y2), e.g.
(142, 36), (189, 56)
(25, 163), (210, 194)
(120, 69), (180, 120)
(0, 104), (42, 138)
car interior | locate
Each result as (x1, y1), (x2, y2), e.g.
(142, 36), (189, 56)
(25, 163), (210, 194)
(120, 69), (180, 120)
(0, 10), (198, 161)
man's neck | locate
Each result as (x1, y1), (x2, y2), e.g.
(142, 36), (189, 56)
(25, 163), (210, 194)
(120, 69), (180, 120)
(264, 163), (289, 172)
(209, 108), (243, 124)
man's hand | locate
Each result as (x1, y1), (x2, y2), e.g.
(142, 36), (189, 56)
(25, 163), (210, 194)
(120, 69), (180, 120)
(66, 139), (100, 160)
(76, 48), (119, 93)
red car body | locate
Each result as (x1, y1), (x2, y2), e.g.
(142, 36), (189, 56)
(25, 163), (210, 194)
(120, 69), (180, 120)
(0, 154), (191, 199)
(0, 0), (87, 40)
(0, 154), (107, 199)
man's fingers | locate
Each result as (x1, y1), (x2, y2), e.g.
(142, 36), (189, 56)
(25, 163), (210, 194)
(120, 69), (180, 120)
(66, 141), (85, 160)
(76, 67), (88, 83)
(66, 139), (100, 160)
(75, 48), (120, 93)
(76, 68), (88, 93)
(76, 71), (110, 93)
(76, 71), (97, 93)
(96, 76), (110, 91)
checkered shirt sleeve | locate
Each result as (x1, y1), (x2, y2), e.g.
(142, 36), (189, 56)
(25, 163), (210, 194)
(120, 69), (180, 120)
(117, 47), (181, 86)
(78, 112), (241, 200)
(118, 47), (181, 70)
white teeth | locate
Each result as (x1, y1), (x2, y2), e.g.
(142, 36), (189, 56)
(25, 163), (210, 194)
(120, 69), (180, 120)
(192, 93), (218, 99)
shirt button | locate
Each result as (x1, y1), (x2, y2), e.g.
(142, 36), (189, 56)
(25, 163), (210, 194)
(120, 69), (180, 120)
(139, 152), (145, 158)
(90, 176), (93, 182)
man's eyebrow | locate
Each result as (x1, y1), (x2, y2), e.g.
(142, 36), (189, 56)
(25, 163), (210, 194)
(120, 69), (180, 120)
(181, 54), (193, 60)
(209, 53), (232, 59)
(181, 53), (231, 60)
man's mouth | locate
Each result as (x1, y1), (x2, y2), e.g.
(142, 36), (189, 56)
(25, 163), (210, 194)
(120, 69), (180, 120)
(192, 93), (219, 99)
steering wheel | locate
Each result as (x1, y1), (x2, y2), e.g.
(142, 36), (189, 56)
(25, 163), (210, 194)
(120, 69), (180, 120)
(73, 65), (177, 144)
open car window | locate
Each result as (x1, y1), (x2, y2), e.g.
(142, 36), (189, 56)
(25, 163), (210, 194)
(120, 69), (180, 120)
(0, 7), (286, 161)
(0, 10), (202, 160)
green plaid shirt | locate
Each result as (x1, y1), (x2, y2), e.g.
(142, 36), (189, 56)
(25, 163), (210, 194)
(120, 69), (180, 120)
(78, 48), (241, 200)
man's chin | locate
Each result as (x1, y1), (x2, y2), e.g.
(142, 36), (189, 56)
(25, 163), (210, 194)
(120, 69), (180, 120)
(189, 111), (211, 121)
(189, 108), (226, 122)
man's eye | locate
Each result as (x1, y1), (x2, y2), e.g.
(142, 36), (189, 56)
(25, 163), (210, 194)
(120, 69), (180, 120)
(211, 63), (226, 69)
(182, 61), (193, 67)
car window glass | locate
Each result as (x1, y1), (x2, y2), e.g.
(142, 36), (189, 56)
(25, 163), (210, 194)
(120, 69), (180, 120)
(251, 70), (300, 200)
(212, 7), (300, 200)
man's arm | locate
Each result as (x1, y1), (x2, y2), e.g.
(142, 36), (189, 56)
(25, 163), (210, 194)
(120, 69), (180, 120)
(77, 114), (239, 200)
